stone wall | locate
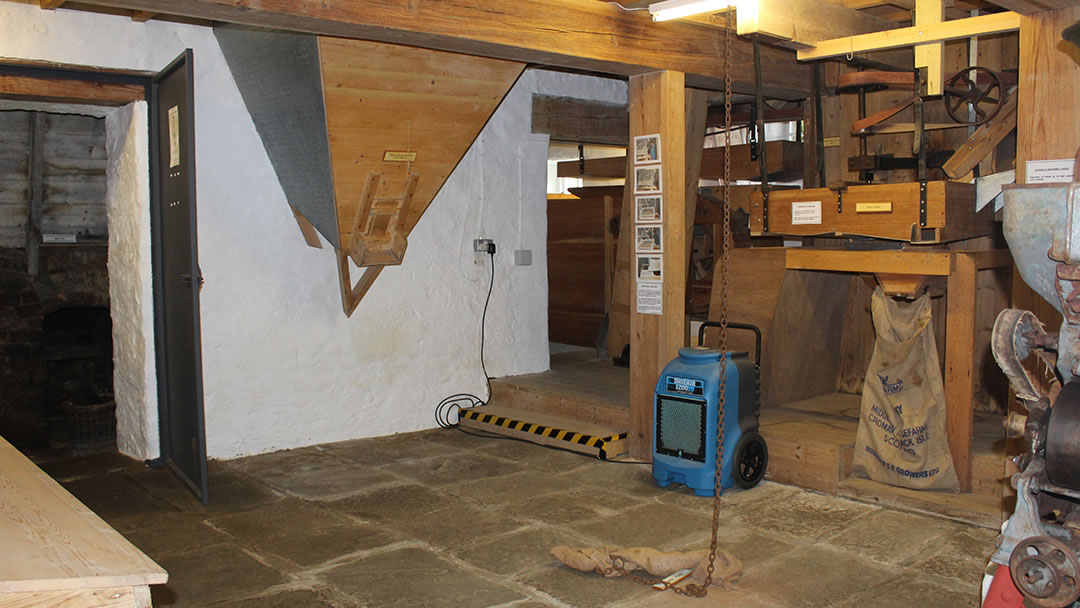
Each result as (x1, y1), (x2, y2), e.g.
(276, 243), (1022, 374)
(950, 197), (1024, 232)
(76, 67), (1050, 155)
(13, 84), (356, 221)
(0, 245), (110, 447)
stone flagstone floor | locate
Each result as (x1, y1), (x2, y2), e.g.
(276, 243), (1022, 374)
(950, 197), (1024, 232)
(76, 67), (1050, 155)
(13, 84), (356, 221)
(34, 428), (995, 607)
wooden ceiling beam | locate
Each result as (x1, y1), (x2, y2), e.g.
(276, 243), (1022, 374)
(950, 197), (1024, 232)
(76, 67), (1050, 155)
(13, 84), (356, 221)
(130, 9), (155, 21)
(838, 0), (916, 10)
(39, 0), (66, 8)
(51, 0), (811, 98)
(798, 10), (1020, 59)
(0, 73), (145, 105)
(988, 0), (1075, 13)
(735, 0), (899, 49)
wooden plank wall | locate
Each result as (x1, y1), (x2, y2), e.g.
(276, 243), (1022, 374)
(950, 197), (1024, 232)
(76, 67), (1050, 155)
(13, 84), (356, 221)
(547, 190), (622, 347)
(0, 112), (30, 248)
(0, 111), (107, 248)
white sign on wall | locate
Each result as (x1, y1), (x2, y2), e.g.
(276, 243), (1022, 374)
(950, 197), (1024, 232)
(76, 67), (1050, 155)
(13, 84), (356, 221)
(790, 201), (823, 225)
(1026, 159), (1075, 184)
(636, 281), (663, 315)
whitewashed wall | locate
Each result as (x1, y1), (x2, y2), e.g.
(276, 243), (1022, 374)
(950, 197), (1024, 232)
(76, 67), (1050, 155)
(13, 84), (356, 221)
(0, 3), (627, 458)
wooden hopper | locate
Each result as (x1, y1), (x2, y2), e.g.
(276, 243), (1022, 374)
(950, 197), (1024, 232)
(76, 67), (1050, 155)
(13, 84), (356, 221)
(216, 27), (524, 315)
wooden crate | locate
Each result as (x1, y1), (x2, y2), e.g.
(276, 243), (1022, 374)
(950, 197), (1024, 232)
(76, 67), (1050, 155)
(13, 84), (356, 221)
(748, 181), (993, 244)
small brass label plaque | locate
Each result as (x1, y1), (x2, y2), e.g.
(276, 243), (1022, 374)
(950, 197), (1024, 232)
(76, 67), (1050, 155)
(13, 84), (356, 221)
(383, 151), (417, 162)
(856, 202), (893, 213)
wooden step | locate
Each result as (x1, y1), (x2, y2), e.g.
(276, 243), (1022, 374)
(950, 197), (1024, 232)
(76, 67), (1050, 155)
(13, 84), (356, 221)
(760, 403), (858, 495)
(489, 358), (630, 429)
(459, 404), (628, 460)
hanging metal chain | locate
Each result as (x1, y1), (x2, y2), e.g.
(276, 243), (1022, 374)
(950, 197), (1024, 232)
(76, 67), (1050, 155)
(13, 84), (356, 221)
(593, 9), (736, 598)
(688, 4), (735, 596)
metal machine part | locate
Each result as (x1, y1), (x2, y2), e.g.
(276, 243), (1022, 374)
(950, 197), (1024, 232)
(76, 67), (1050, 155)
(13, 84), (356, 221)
(1009, 536), (1080, 608)
(991, 150), (1080, 606)
(987, 23), (1080, 608)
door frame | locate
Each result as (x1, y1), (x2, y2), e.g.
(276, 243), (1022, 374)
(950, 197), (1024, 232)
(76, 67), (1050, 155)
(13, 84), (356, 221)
(0, 59), (208, 497)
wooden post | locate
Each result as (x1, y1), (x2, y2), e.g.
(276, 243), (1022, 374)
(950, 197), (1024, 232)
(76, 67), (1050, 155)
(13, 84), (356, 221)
(629, 71), (687, 459)
(603, 194), (615, 316)
(945, 252), (976, 491)
(684, 88), (708, 262)
(915, 0), (945, 96)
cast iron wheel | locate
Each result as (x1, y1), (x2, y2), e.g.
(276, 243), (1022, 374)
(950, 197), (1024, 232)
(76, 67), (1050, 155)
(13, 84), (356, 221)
(734, 431), (768, 489)
(944, 66), (1004, 126)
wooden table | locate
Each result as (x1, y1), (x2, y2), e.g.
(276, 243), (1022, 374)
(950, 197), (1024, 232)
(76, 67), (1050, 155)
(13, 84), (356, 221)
(0, 436), (167, 608)
(785, 248), (1013, 492)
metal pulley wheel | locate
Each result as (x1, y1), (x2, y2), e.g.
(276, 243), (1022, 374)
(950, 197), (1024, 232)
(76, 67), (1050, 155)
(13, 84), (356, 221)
(944, 66), (1004, 126)
(1009, 536), (1080, 607)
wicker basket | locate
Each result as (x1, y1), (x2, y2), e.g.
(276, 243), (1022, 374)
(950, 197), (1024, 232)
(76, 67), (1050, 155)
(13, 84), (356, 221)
(65, 400), (116, 449)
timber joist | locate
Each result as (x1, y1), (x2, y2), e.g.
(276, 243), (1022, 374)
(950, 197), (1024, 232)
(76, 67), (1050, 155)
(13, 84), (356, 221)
(24, 0), (812, 98)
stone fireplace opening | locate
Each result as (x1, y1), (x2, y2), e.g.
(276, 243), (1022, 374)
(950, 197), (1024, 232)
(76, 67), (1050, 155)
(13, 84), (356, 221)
(0, 109), (120, 454)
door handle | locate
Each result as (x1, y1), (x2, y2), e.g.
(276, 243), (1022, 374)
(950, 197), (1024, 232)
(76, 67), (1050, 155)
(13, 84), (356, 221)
(179, 268), (205, 288)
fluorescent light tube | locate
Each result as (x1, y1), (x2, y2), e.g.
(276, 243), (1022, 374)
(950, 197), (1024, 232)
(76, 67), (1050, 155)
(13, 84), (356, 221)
(648, 0), (733, 22)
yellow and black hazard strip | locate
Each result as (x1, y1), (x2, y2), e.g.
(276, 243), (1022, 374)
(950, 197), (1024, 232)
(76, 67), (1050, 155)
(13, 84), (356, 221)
(459, 407), (628, 460)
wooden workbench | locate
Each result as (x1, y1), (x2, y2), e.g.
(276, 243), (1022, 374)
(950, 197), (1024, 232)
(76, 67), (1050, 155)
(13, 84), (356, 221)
(785, 248), (1012, 491)
(0, 436), (167, 608)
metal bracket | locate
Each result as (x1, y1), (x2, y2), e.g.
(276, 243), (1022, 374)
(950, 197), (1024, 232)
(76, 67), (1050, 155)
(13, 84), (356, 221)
(762, 190), (770, 233)
(749, 102), (759, 162)
(919, 180), (928, 227)
(837, 189), (843, 214)
(578, 144), (585, 175)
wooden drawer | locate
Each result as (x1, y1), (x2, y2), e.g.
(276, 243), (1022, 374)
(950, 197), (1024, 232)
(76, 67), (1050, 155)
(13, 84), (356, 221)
(748, 181), (993, 244)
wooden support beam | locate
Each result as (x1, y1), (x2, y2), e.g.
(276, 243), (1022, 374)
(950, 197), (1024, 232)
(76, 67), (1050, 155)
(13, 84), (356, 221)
(991, 0), (1078, 14)
(797, 11), (1022, 60)
(786, 249), (954, 275)
(336, 251), (383, 317)
(557, 141), (804, 181)
(942, 91), (1017, 179)
(945, 253), (976, 490)
(684, 89), (708, 261)
(915, 0), (945, 95)
(735, 0), (898, 49)
(531, 95), (629, 146)
(629, 71), (687, 459)
(130, 10), (156, 21)
(39, 0), (66, 8)
(0, 74), (145, 105)
(839, 0), (915, 8)
(607, 163), (634, 362)
(61, 0), (810, 97)
(289, 205), (323, 249)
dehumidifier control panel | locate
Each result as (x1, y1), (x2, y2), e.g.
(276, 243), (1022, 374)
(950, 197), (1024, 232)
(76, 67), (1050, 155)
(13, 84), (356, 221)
(665, 376), (704, 396)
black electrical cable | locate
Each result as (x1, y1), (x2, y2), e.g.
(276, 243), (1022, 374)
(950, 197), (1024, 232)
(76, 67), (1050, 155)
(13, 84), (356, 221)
(434, 248), (496, 429)
(433, 246), (649, 466)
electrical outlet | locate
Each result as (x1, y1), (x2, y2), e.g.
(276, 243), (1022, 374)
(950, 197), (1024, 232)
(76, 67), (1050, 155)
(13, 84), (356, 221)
(473, 238), (494, 265)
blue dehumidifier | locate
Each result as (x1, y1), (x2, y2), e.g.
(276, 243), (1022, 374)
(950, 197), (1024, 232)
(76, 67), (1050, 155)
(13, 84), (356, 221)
(653, 321), (768, 497)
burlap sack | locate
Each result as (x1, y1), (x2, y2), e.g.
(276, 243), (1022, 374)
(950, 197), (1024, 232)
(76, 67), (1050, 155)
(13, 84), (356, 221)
(852, 287), (959, 491)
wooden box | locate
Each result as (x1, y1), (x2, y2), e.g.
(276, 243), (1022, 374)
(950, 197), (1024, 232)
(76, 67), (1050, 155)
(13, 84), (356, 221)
(748, 181), (993, 244)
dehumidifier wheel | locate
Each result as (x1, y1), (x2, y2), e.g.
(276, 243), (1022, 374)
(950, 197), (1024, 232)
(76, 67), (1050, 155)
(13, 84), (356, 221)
(733, 431), (768, 489)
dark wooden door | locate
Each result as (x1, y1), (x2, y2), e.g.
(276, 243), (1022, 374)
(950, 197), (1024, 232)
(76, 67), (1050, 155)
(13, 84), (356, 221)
(151, 49), (208, 503)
